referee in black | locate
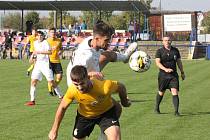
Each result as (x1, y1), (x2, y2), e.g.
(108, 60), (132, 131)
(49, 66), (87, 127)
(154, 35), (185, 116)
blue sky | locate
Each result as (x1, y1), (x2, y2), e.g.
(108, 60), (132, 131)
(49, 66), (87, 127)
(151, 0), (210, 12)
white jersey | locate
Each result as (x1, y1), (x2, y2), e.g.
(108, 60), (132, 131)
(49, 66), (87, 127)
(31, 40), (53, 81)
(66, 36), (101, 86)
(34, 40), (51, 62)
(73, 36), (101, 72)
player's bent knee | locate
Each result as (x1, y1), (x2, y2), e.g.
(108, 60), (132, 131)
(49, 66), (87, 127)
(171, 88), (178, 95)
(73, 136), (85, 140)
(31, 80), (38, 86)
(104, 125), (120, 140)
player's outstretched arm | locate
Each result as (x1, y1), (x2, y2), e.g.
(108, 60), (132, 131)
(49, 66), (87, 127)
(117, 82), (131, 107)
(49, 100), (70, 140)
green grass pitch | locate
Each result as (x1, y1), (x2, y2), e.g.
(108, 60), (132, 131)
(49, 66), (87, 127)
(0, 59), (210, 140)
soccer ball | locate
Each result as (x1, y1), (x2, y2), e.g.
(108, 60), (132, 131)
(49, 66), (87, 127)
(129, 51), (151, 73)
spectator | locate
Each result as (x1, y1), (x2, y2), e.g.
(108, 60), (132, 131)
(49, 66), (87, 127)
(81, 20), (87, 30)
(5, 30), (13, 59)
(74, 22), (81, 36)
(128, 21), (134, 42)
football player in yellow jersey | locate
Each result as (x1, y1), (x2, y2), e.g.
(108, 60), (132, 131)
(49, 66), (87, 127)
(47, 27), (63, 96)
(49, 65), (131, 140)
(23, 28), (37, 76)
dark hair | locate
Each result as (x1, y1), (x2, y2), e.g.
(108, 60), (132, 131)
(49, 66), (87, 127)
(37, 31), (44, 36)
(70, 65), (88, 82)
(162, 34), (171, 39)
(49, 27), (56, 32)
(93, 20), (114, 37)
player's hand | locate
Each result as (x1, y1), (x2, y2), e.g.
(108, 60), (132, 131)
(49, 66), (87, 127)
(48, 130), (57, 140)
(121, 97), (131, 107)
(164, 68), (173, 73)
(58, 51), (62, 56)
(89, 72), (104, 80)
(32, 51), (37, 55)
(181, 73), (185, 80)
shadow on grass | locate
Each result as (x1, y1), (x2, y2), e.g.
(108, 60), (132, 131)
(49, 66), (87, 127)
(127, 92), (154, 95)
(114, 99), (152, 103)
(130, 99), (153, 103)
(181, 111), (210, 116)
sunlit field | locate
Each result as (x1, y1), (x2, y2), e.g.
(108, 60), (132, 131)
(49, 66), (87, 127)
(0, 59), (210, 140)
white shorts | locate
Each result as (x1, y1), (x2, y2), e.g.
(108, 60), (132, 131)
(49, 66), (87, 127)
(31, 61), (54, 81)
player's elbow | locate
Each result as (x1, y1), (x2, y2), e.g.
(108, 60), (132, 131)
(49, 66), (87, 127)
(117, 82), (126, 93)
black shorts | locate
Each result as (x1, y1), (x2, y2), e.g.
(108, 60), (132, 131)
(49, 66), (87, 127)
(50, 62), (63, 74)
(29, 52), (33, 57)
(158, 74), (179, 92)
(72, 106), (120, 139)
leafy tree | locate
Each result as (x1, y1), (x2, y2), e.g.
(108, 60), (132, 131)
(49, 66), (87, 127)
(202, 11), (210, 33)
(109, 14), (127, 30)
(39, 17), (50, 29)
(2, 13), (22, 31)
(144, 0), (153, 9)
(48, 11), (76, 29)
(80, 11), (97, 29)
(80, 0), (153, 31)
(81, 11), (113, 29)
(25, 11), (41, 29)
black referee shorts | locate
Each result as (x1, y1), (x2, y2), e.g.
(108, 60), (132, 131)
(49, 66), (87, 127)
(158, 74), (179, 92)
(72, 106), (119, 139)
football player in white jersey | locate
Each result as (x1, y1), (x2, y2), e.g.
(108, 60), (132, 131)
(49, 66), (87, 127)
(25, 31), (63, 106)
(66, 21), (137, 86)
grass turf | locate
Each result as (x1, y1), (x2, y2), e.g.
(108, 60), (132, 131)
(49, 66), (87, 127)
(0, 59), (210, 140)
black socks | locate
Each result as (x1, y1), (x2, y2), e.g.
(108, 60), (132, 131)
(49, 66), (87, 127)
(173, 95), (179, 113)
(155, 93), (163, 111)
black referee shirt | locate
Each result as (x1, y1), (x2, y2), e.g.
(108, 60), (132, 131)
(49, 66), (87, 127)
(155, 46), (180, 77)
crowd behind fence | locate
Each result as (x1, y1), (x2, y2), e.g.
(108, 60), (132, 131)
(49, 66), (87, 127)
(0, 30), (132, 60)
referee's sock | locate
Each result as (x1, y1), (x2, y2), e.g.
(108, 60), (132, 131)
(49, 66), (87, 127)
(172, 95), (179, 113)
(155, 93), (163, 112)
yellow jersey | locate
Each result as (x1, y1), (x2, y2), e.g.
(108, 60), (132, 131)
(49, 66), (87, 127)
(64, 78), (119, 118)
(28, 35), (37, 52)
(47, 38), (62, 63)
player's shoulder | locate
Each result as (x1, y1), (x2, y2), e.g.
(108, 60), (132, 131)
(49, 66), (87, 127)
(67, 84), (78, 94)
(34, 40), (38, 44)
(55, 38), (62, 42)
(42, 39), (48, 43)
(75, 47), (92, 57)
(155, 47), (162, 54)
(29, 35), (33, 38)
(158, 46), (164, 51)
(93, 78), (117, 87)
(171, 46), (179, 51)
